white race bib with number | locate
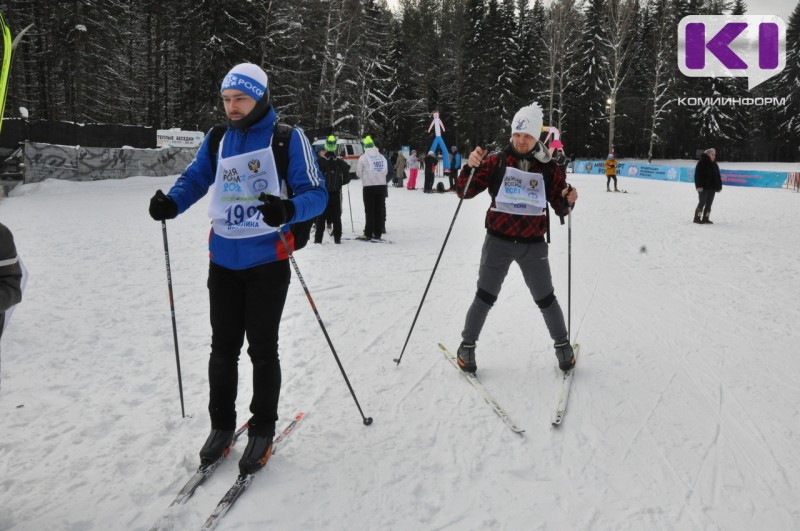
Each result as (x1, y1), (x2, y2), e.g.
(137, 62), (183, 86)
(493, 166), (547, 216)
(208, 135), (282, 239)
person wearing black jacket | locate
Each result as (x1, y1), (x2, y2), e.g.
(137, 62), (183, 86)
(694, 148), (722, 224)
(315, 136), (351, 244)
(0, 223), (23, 389)
(423, 151), (438, 193)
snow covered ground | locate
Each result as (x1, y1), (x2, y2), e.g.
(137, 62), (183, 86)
(1, 163), (799, 530)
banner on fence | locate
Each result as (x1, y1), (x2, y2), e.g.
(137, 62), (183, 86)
(572, 159), (791, 188)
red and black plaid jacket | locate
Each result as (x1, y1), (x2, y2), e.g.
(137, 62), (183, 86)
(456, 149), (569, 243)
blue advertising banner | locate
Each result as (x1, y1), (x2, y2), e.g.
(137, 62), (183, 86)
(572, 160), (788, 188)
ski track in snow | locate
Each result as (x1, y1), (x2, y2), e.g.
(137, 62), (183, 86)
(0, 170), (799, 530)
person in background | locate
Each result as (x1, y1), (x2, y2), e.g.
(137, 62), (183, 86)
(394, 150), (406, 188)
(448, 146), (461, 191)
(604, 153), (618, 192)
(554, 149), (568, 177)
(0, 222), (23, 391)
(315, 135), (351, 243)
(406, 149), (420, 190)
(423, 150), (437, 193)
(454, 102), (578, 375)
(355, 135), (389, 241)
(147, 63), (327, 475)
(693, 147), (722, 224)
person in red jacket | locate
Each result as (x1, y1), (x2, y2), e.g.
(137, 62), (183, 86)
(454, 102), (579, 374)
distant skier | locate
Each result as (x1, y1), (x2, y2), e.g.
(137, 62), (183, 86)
(315, 135), (351, 243)
(454, 102), (578, 374)
(605, 153), (618, 192)
(355, 135), (389, 241)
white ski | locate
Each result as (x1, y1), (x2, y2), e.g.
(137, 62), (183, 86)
(438, 344), (525, 435)
(551, 344), (580, 426)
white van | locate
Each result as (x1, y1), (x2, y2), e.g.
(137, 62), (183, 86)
(311, 136), (363, 178)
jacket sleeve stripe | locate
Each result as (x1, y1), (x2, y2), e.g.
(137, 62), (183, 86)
(295, 128), (320, 187)
(0, 256), (19, 267)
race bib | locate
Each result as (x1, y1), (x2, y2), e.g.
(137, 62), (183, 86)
(208, 136), (282, 239)
(493, 166), (547, 216)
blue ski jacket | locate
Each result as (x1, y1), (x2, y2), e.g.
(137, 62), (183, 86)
(166, 106), (327, 270)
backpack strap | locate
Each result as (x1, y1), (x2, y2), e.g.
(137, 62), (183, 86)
(206, 124), (227, 170)
(271, 123), (293, 190)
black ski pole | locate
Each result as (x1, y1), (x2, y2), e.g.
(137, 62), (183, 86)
(346, 182), (354, 233)
(160, 220), (186, 418)
(394, 147), (488, 366)
(276, 230), (373, 426)
(567, 202), (572, 341)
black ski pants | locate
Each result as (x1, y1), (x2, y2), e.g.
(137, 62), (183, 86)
(314, 192), (342, 242)
(363, 185), (387, 239)
(207, 260), (290, 435)
(696, 189), (716, 212)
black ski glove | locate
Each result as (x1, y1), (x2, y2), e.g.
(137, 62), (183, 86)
(149, 189), (178, 220)
(257, 193), (295, 227)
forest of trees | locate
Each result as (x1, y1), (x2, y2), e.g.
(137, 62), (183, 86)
(1, 0), (798, 161)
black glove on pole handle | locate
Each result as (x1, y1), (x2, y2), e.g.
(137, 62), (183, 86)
(275, 228), (373, 426)
(394, 145), (489, 366)
(160, 218), (186, 418)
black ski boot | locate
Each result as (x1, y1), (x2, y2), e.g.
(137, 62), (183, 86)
(554, 340), (575, 372)
(693, 208), (703, 224)
(199, 429), (235, 468)
(239, 421), (276, 474)
(456, 342), (477, 374)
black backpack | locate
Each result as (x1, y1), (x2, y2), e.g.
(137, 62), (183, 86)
(207, 123), (313, 250)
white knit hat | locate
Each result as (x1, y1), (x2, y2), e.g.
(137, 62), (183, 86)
(220, 63), (268, 101)
(511, 103), (544, 139)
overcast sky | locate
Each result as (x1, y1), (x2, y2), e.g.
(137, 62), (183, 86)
(384, 0), (796, 22)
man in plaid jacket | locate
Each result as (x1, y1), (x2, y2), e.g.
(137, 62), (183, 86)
(454, 102), (579, 374)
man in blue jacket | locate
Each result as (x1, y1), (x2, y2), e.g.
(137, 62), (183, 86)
(148, 63), (327, 474)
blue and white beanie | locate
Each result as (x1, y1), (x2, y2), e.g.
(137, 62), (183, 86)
(220, 63), (268, 101)
(511, 102), (543, 139)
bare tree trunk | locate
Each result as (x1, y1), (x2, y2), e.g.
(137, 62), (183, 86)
(600, 0), (637, 155)
(314, 9), (334, 130)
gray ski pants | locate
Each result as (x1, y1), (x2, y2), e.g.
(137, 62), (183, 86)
(461, 234), (568, 345)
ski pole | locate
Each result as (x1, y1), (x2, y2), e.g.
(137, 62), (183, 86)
(394, 147), (488, 366)
(160, 220), (186, 418)
(346, 182), (354, 232)
(277, 230), (373, 426)
(567, 202), (572, 341)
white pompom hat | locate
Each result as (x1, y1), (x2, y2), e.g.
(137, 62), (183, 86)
(511, 102), (544, 139)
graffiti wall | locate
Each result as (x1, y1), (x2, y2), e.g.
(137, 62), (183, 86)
(23, 142), (196, 183)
